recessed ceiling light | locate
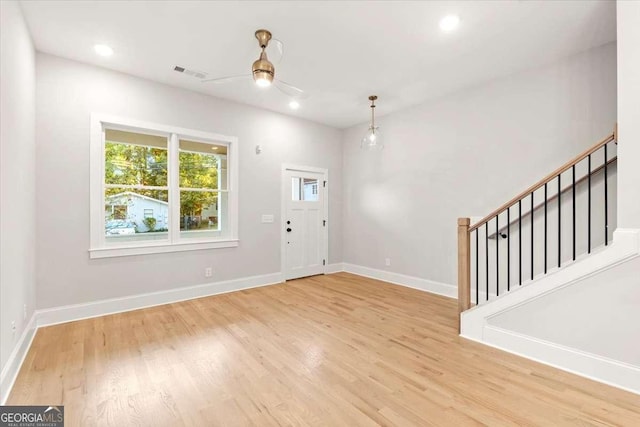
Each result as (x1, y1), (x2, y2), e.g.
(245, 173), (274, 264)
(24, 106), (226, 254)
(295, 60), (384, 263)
(289, 100), (300, 110)
(439, 15), (460, 32)
(94, 44), (114, 57)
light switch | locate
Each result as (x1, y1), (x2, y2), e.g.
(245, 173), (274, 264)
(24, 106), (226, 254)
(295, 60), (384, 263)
(261, 214), (274, 223)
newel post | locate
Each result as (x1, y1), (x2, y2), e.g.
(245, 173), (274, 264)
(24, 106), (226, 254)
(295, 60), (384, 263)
(457, 218), (471, 331)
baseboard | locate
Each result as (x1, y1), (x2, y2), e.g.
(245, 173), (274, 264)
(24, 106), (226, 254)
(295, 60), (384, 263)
(36, 272), (284, 327)
(0, 314), (37, 404)
(325, 263), (344, 274)
(342, 263), (456, 298)
(476, 325), (640, 395)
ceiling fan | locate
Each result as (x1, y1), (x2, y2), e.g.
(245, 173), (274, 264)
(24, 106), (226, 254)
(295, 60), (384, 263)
(177, 29), (306, 99)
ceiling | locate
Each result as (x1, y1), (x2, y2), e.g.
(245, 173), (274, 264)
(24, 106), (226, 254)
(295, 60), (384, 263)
(20, 1), (616, 129)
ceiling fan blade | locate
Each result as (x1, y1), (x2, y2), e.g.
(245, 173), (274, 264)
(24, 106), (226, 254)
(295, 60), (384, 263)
(201, 74), (251, 84)
(269, 39), (284, 65)
(274, 79), (307, 98)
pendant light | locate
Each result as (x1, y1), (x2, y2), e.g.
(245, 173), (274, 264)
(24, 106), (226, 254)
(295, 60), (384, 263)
(361, 95), (383, 150)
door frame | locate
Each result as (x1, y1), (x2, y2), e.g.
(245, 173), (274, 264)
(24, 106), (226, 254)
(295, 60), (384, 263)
(281, 164), (329, 280)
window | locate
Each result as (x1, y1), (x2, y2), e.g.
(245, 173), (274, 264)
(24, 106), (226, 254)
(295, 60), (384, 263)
(90, 115), (238, 258)
(103, 129), (169, 244)
(292, 177), (320, 202)
(179, 139), (227, 239)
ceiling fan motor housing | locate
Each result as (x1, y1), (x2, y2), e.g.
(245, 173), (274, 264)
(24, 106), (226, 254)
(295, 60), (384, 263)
(252, 51), (275, 83)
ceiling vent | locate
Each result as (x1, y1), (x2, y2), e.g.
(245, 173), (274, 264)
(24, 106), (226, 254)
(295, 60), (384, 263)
(174, 66), (208, 80)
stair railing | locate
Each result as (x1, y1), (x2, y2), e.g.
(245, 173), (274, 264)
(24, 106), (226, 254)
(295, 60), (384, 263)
(458, 126), (618, 326)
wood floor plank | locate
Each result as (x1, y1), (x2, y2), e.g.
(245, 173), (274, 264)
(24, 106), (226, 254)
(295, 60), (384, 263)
(6, 272), (640, 426)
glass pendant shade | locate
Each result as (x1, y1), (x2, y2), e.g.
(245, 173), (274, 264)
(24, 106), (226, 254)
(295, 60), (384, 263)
(361, 95), (383, 150)
(361, 126), (383, 150)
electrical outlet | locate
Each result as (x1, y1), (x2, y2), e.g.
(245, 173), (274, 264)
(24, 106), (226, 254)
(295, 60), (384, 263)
(205, 267), (213, 278)
(385, 258), (391, 266)
(23, 304), (27, 320)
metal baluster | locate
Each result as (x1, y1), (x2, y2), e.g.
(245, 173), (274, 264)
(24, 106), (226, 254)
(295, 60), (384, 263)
(572, 164), (576, 260)
(604, 144), (608, 246)
(485, 222), (489, 301)
(496, 215), (499, 297)
(519, 200), (522, 286)
(544, 183), (547, 274)
(507, 207), (510, 292)
(588, 154), (592, 253)
(558, 174), (561, 268)
(530, 192), (534, 280)
(475, 229), (479, 305)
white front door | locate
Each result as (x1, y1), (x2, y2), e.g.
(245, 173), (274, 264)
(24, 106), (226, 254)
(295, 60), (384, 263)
(283, 168), (327, 280)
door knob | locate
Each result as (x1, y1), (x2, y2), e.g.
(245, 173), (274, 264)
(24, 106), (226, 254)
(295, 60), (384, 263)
(286, 228), (292, 232)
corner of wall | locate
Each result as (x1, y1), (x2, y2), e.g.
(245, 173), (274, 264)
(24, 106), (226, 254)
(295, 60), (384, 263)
(0, 0), (38, 389)
(0, 315), (37, 404)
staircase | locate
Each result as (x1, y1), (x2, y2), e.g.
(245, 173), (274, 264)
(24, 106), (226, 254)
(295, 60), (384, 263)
(457, 127), (618, 314)
(454, 125), (640, 394)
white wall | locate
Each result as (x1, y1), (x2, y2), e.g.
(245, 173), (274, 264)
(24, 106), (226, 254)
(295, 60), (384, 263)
(0, 1), (37, 373)
(35, 54), (342, 309)
(617, 0), (640, 229)
(342, 42), (617, 287)
(487, 255), (640, 367)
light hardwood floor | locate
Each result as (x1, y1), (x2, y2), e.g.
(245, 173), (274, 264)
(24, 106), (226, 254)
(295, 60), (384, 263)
(8, 273), (640, 426)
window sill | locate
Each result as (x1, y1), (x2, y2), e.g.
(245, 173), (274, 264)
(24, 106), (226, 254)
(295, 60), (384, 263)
(89, 239), (239, 259)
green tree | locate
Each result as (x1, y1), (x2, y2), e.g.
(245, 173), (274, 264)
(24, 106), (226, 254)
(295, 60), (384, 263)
(105, 142), (168, 201)
(104, 141), (219, 217)
(179, 151), (218, 217)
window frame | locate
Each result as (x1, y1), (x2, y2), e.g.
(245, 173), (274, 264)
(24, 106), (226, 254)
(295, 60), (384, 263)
(90, 114), (239, 258)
